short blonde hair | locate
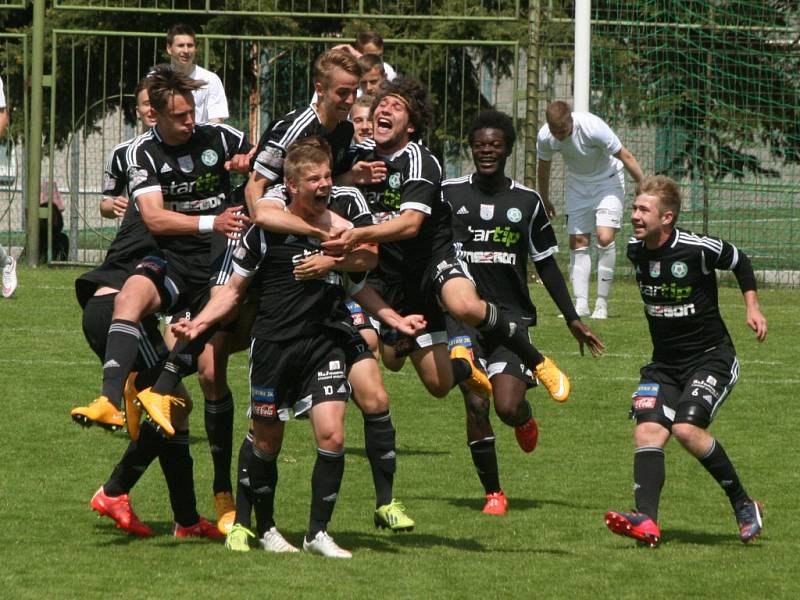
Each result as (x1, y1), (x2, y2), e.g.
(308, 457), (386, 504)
(284, 139), (331, 182)
(640, 175), (682, 223)
(314, 49), (361, 88)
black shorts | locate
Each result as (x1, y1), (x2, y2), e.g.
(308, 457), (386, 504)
(346, 300), (378, 333)
(81, 293), (167, 370)
(446, 314), (536, 387)
(134, 251), (211, 316)
(630, 343), (739, 429)
(249, 333), (352, 424)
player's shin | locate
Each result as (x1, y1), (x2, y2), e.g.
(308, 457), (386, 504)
(308, 448), (345, 540)
(104, 421), (164, 496)
(476, 302), (544, 367)
(363, 411), (396, 507)
(698, 439), (748, 506)
(101, 319), (143, 408)
(235, 433), (255, 529)
(248, 445), (278, 536)
(159, 429), (200, 527)
(205, 393), (235, 494)
(633, 446), (665, 521)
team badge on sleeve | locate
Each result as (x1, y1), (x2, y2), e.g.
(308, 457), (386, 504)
(128, 167), (148, 188)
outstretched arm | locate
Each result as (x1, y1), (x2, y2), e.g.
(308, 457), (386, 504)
(614, 146), (644, 194)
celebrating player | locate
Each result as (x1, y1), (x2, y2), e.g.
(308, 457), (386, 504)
(605, 175), (767, 546)
(536, 101), (644, 319)
(324, 79), (579, 405)
(445, 110), (603, 514)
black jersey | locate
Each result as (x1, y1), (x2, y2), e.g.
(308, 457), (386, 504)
(232, 223), (365, 342)
(351, 138), (452, 274)
(628, 227), (742, 362)
(76, 139), (158, 306)
(252, 105), (354, 183)
(444, 174), (557, 321)
(126, 123), (250, 255)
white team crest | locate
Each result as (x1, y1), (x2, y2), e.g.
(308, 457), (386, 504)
(480, 204), (494, 220)
(507, 208), (522, 223)
(388, 173), (402, 189)
(201, 149), (218, 167)
(177, 155), (194, 173)
(649, 261), (661, 278)
(671, 261), (688, 278)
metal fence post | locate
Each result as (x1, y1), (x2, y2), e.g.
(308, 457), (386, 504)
(524, 0), (541, 189)
(26, 0), (45, 266)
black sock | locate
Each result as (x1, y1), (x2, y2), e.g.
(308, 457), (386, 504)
(468, 436), (501, 494)
(307, 448), (344, 541)
(451, 358), (472, 387)
(101, 319), (141, 408)
(159, 429), (199, 527)
(235, 433), (254, 530)
(205, 393), (234, 494)
(476, 302), (544, 367)
(634, 446), (665, 522)
(363, 411), (396, 507)
(104, 421), (163, 496)
(248, 445), (278, 536)
(698, 439), (748, 506)
(151, 329), (216, 395)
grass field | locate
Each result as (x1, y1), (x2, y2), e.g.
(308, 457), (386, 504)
(1, 267), (798, 599)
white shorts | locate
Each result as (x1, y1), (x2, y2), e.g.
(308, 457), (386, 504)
(565, 172), (624, 235)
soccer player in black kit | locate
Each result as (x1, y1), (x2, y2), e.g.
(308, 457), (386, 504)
(605, 175), (767, 546)
(73, 65), (250, 438)
(173, 143), (424, 557)
(445, 111), (603, 515)
(324, 79), (580, 404)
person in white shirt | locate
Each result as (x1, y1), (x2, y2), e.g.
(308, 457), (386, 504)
(537, 101), (643, 319)
(166, 23), (229, 124)
(0, 75), (17, 298)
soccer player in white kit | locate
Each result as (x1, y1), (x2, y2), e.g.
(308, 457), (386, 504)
(536, 101), (644, 319)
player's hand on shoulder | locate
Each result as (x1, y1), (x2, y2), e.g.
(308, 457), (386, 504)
(746, 307), (767, 342)
(396, 314), (427, 337)
(214, 206), (250, 239)
(568, 319), (605, 357)
(351, 160), (387, 185)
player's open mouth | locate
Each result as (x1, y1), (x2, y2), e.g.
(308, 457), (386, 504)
(375, 118), (393, 134)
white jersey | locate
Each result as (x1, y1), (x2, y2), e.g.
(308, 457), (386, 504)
(189, 64), (229, 123)
(536, 111), (623, 184)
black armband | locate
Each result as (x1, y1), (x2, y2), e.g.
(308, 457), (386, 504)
(732, 251), (757, 293)
(535, 255), (579, 323)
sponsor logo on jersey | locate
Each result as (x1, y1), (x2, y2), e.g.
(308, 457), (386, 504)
(462, 250), (517, 265)
(638, 281), (692, 301)
(469, 226), (521, 248)
(634, 383), (659, 396)
(645, 302), (696, 318)
(649, 261), (661, 277)
(201, 149), (218, 167)
(177, 155), (194, 173)
(164, 194), (224, 213)
(507, 207), (522, 223)
(456, 205), (469, 215)
(447, 335), (473, 349)
(671, 260), (688, 278)
(388, 172), (402, 189)
(480, 204), (494, 220)
(160, 163), (173, 173)
(251, 386), (276, 417)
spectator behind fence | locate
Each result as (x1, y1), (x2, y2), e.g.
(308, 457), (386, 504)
(0, 74), (17, 297)
(38, 180), (69, 262)
(166, 23), (229, 124)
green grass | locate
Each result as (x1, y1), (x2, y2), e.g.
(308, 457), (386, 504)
(1, 267), (798, 599)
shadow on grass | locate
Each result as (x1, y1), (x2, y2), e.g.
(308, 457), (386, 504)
(345, 446), (450, 458)
(662, 528), (750, 547)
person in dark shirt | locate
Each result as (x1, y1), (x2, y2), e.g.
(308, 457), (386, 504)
(605, 175), (767, 547)
(173, 143), (424, 557)
(445, 111), (603, 515)
(324, 79), (586, 405)
(71, 65), (250, 438)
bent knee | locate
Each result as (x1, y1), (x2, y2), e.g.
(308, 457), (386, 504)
(634, 421), (670, 447)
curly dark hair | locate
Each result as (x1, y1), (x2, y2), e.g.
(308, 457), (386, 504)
(467, 110), (516, 152)
(371, 78), (432, 141)
(146, 64), (203, 114)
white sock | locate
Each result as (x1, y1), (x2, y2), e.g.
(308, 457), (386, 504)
(596, 241), (616, 304)
(570, 247), (591, 308)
